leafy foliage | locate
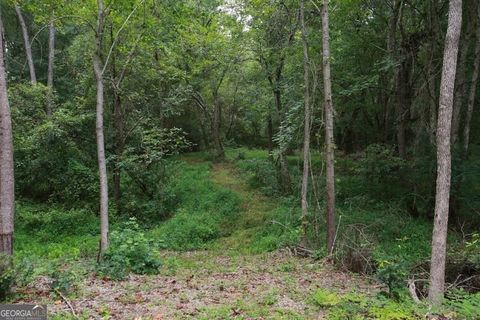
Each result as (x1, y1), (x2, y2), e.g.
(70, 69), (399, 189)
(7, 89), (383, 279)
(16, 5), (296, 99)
(0, 255), (13, 302)
(97, 218), (161, 280)
(151, 162), (241, 250)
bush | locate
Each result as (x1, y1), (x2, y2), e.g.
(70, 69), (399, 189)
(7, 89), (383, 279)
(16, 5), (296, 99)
(0, 255), (13, 301)
(357, 144), (406, 201)
(237, 159), (282, 196)
(11, 89), (98, 205)
(16, 203), (98, 239)
(97, 218), (161, 280)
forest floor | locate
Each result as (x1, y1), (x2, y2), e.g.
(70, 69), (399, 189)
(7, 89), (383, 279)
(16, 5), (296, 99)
(21, 162), (379, 319)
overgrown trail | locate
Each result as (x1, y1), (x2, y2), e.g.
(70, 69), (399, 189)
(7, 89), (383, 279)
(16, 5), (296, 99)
(35, 160), (377, 319)
(209, 163), (277, 251)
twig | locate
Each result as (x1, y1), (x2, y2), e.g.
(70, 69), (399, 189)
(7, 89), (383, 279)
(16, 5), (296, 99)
(54, 288), (78, 318)
(102, 0), (146, 75)
(330, 215), (342, 255)
(407, 279), (421, 304)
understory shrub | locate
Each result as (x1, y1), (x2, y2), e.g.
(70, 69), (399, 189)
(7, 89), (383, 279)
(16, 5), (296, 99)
(0, 255), (13, 301)
(16, 203), (98, 236)
(97, 218), (161, 280)
(236, 158), (282, 196)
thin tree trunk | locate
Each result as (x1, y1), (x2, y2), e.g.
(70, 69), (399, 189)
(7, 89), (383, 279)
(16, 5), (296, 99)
(451, 5), (473, 145)
(0, 15), (15, 256)
(463, 2), (480, 156)
(113, 93), (124, 212)
(299, 0), (311, 247)
(213, 94), (225, 159)
(93, 0), (109, 256)
(14, 5), (36, 85)
(427, 0), (439, 144)
(322, 0), (336, 255)
(272, 88), (292, 192)
(395, 63), (408, 159)
(267, 113), (274, 161)
(387, 0), (403, 147)
(110, 26), (124, 215)
(46, 20), (55, 116)
(429, 0), (462, 305)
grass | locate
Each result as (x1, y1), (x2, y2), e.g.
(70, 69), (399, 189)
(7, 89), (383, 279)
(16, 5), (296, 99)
(147, 161), (242, 250)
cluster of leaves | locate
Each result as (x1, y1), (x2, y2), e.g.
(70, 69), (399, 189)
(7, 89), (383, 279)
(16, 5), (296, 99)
(123, 128), (193, 167)
(237, 158), (282, 196)
(97, 218), (161, 280)
(10, 83), (97, 205)
(118, 129), (193, 220)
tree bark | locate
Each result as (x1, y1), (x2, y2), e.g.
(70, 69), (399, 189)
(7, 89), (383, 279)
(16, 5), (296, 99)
(322, 0), (336, 255)
(113, 93), (124, 212)
(212, 94), (225, 159)
(429, 0), (462, 305)
(93, 0), (109, 256)
(46, 20), (55, 116)
(387, 0), (403, 148)
(427, 0), (439, 144)
(0, 15), (15, 256)
(451, 3), (474, 145)
(299, 0), (311, 247)
(267, 113), (274, 160)
(462, 2), (480, 156)
(14, 5), (36, 85)
(395, 61), (408, 159)
(271, 88), (291, 192)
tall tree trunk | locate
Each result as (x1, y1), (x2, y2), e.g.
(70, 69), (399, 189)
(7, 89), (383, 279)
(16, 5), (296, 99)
(299, 0), (311, 247)
(395, 62), (408, 159)
(427, 0), (439, 144)
(212, 94), (224, 159)
(387, 0), (403, 147)
(451, 3), (474, 145)
(463, 2), (480, 156)
(46, 20), (55, 116)
(429, 0), (462, 305)
(14, 5), (36, 85)
(272, 88), (291, 192)
(110, 28), (124, 215)
(322, 0), (336, 255)
(0, 16), (15, 256)
(93, 0), (109, 256)
(113, 93), (124, 213)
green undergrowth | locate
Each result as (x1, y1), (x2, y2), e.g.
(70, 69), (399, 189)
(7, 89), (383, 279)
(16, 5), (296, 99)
(225, 147), (479, 307)
(148, 161), (242, 250)
(15, 202), (99, 260)
(310, 289), (480, 320)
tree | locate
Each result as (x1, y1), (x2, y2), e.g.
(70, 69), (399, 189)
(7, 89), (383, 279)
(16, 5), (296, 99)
(14, 4), (36, 84)
(93, 0), (109, 255)
(429, 0), (462, 304)
(322, 0), (336, 255)
(46, 20), (55, 115)
(462, 1), (480, 156)
(249, 0), (298, 192)
(299, 0), (311, 247)
(0, 12), (15, 256)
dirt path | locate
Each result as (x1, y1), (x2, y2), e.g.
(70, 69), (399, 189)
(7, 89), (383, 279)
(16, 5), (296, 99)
(28, 162), (377, 319)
